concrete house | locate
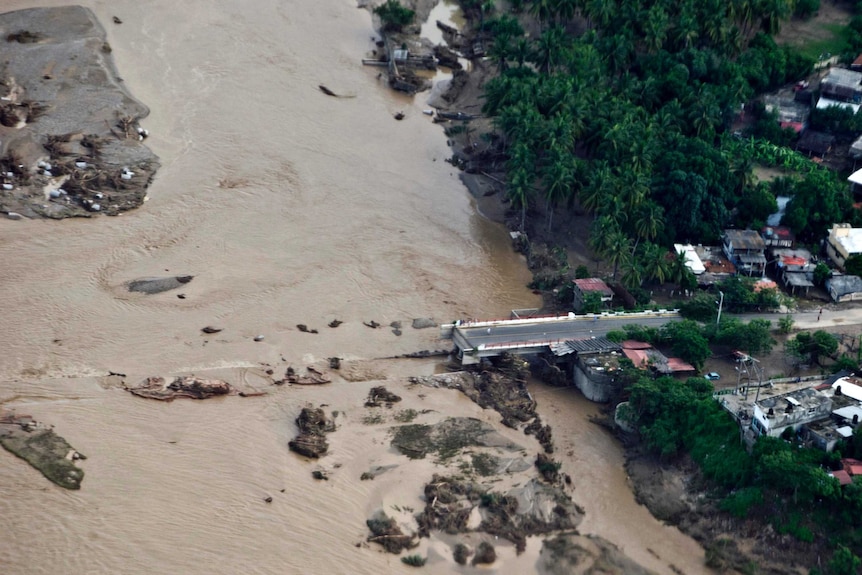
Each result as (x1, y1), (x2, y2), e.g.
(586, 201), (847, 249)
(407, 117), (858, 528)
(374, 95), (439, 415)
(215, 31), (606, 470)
(827, 223), (862, 271)
(761, 226), (795, 249)
(827, 275), (862, 303)
(722, 229), (767, 276)
(572, 278), (613, 312)
(752, 387), (833, 438)
(819, 68), (862, 113)
(770, 247), (814, 296)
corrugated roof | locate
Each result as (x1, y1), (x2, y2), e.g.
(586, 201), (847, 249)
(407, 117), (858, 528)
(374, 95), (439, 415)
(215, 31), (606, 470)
(666, 357), (696, 372)
(550, 337), (620, 357)
(572, 278), (613, 296)
(724, 229), (766, 251)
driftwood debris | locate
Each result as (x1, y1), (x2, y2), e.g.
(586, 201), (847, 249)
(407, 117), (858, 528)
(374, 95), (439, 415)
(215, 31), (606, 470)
(127, 376), (234, 400)
(283, 366), (331, 385)
(288, 407), (335, 458)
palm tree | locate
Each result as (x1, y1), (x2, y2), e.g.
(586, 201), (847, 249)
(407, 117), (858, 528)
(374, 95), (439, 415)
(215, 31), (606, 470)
(668, 248), (692, 289)
(541, 149), (574, 232)
(603, 229), (632, 281)
(632, 201), (664, 252)
(640, 242), (670, 285)
(620, 258), (644, 289)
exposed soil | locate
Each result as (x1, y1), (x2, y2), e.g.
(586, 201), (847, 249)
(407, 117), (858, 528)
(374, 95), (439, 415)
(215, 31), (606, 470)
(0, 6), (159, 219)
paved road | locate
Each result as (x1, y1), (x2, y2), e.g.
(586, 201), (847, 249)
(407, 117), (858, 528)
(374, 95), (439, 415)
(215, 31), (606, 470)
(456, 307), (862, 351)
(457, 315), (672, 349)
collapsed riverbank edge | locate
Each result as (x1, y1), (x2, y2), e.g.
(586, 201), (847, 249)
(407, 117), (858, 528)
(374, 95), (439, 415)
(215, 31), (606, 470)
(364, 1), (825, 572)
(0, 6), (159, 219)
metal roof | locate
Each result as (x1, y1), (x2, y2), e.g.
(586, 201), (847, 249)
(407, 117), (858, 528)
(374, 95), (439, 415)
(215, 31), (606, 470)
(550, 336), (620, 357)
(724, 229), (766, 251)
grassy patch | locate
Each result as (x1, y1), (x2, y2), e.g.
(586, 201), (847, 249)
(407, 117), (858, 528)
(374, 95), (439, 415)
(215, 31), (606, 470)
(471, 452), (499, 476)
(0, 430), (84, 489)
(362, 413), (385, 425)
(790, 22), (851, 61)
(394, 409), (418, 423)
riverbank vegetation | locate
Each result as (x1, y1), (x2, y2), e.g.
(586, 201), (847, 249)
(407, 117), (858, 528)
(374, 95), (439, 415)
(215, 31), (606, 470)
(442, 0), (862, 569)
(466, 0), (862, 298)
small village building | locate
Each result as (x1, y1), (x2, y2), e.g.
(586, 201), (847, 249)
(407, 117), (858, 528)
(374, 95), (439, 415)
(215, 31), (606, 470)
(834, 404), (862, 427)
(572, 278), (613, 312)
(796, 130), (836, 157)
(619, 340), (696, 377)
(851, 136), (862, 161)
(833, 375), (862, 401)
(806, 419), (850, 452)
(752, 387), (833, 438)
(818, 68), (862, 112)
(552, 337), (623, 403)
(770, 247), (814, 296)
(827, 223), (862, 271)
(852, 54), (862, 72)
(761, 226), (795, 248)
(673, 243), (706, 275)
(722, 229), (767, 276)
(827, 274), (862, 303)
(763, 95), (810, 133)
(831, 468), (854, 485)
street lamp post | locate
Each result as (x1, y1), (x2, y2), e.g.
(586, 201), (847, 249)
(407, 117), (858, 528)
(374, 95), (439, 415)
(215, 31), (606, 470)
(716, 290), (725, 327)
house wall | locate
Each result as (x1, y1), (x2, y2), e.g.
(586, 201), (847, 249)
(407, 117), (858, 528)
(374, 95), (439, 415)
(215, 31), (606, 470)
(836, 290), (862, 303)
(753, 402), (832, 437)
(572, 362), (617, 403)
(827, 240), (849, 270)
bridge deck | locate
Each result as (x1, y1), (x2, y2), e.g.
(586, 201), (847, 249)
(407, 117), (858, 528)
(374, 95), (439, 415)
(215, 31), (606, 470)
(444, 311), (680, 364)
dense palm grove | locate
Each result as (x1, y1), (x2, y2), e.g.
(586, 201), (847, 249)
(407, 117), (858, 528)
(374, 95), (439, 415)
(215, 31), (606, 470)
(462, 0), (862, 571)
(475, 0), (862, 291)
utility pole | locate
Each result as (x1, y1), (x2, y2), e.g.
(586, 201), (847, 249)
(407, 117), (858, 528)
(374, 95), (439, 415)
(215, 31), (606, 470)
(716, 290), (725, 327)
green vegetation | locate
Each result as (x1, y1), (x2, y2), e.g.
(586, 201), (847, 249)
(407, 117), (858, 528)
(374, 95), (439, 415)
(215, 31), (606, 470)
(373, 0), (415, 32)
(401, 554), (427, 567)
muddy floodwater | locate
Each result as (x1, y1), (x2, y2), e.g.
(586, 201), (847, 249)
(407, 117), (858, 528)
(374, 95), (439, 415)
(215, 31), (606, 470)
(0, 1), (709, 573)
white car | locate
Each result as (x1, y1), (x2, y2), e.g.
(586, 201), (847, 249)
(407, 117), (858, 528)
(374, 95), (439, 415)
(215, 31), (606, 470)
(704, 372), (721, 381)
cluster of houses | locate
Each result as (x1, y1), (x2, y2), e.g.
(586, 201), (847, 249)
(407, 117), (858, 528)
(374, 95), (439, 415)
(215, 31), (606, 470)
(718, 373), (862, 458)
(570, 223), (862, 312)
(765, 66), (862, 160)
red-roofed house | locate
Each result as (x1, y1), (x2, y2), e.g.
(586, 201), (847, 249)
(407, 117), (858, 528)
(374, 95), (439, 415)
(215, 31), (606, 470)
(761, 226), (795, 248)
(832, 469), (853, 485)
(844, 458), (862, 477)
(620, 341), (696, 377)
(572, 278), (613, 313)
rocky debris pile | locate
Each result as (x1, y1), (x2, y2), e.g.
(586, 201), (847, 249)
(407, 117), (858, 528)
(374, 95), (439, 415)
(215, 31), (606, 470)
(0, 6), (160, 219)
(366, 510), (418, 553)
(288, 407), (335, 459)
(280, 366), (331, 385)
(540, 533), (658, 575)
(410, 359), (536, 429)
(0, 411), (85, 489)
(391, 417), (522, 461)
(127, 275), (193, 294)
(415, 474), (582, 554)
(365, 385), (401, 407)
(127, 376), (233, 400)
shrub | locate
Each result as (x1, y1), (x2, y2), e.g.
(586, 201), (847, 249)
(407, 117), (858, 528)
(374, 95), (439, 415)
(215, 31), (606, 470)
(401, 554), (426, 567)
(373, 0), (415, 32)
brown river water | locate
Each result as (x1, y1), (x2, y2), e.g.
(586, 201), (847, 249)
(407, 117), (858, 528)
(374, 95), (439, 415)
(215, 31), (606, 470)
(0, 1), (709, 573)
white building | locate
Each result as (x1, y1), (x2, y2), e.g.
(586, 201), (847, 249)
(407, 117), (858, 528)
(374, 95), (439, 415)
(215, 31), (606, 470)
(826, 223), (862, 271)
(673, 244), (706, 275)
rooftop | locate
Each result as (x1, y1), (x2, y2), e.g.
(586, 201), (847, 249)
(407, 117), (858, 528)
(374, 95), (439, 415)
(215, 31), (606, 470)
(797, 130), (836, 155)
(673, 243), (706, 275)
(761, 226), (795, 243)
(822, 68), (862, 90)
(572, 278), (613, 296)
(723, 229), (766, 251)
(827, 275), (862, 298)
(756, 386), (831, 411)
(829, 224), (862, 254)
